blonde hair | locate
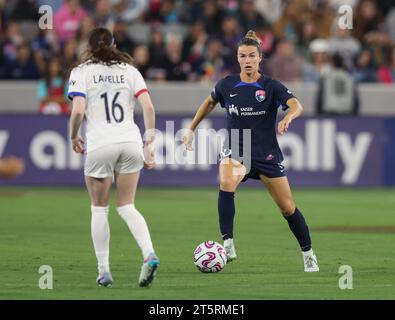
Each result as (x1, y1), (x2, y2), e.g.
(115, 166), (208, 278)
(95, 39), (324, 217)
(238, 30), (262, 56)
(245, 30), (262, 46)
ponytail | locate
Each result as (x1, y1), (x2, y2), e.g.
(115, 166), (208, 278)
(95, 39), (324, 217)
(80, 27), (134, 66)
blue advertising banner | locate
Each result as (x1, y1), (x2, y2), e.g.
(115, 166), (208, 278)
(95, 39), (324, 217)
(0, 114), (392, 187)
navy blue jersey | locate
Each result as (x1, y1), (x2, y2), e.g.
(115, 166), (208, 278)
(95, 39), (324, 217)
(211, 74), (294, 163)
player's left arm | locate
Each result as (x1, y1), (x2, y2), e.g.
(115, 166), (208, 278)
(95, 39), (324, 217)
(137, 91), (156, 169)
(277, 98), (303, 135)
(137, 91), (155, 145)
(70, 96), (86, 154)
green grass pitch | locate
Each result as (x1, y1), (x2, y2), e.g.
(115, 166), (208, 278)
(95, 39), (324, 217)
(0, 186), (394, 300)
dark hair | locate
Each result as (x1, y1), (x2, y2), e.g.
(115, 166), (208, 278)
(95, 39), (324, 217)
(237, 30), (262, 57)
(80, 27), (134, 66)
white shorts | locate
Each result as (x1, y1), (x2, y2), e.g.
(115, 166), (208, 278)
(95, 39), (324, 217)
(84, 142), (144, 178)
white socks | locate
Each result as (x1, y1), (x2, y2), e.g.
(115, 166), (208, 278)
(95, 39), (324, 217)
(117, 204), (154, 260)
(91, 204), (154, 274)
(91, 206), (110, 274)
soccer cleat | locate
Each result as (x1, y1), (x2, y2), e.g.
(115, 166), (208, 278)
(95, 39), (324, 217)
(302, 249), (319, 272)
(96, 271), (113, 287)
(223, 238), (237, 262)
(139, 252), (160, 287)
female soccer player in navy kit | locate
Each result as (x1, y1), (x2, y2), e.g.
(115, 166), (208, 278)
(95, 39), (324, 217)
(184, 30), (319, 272)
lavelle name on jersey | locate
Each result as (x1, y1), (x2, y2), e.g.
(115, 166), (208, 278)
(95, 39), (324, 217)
(93, 74), (125, 84)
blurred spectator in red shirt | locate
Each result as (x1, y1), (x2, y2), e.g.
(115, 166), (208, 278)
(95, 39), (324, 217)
(38, 55), (69, 115)
(378, 46), (395, 83)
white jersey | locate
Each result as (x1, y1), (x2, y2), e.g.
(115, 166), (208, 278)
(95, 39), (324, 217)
(68, 61), (148, 152)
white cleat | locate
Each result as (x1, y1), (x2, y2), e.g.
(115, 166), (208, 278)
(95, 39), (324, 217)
(224, 238), (237, 262)
(139, 252), (160, 287)
(302, 249), (319, 272)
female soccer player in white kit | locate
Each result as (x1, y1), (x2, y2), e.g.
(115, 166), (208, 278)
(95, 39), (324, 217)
(68, 28), (159, 287)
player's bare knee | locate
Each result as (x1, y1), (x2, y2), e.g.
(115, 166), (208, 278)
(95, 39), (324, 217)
(92, 200), (109, 207)
(280, 202), (296, 216)
(91, 195), (110, 207)
(220, 179), (238, 192)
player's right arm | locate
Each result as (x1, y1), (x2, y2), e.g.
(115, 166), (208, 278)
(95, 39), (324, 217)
(184, 95), (217, 151)
(68, 66), (87, 154)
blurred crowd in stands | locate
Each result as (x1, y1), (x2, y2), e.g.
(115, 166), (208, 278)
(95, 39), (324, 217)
(0, 0), (394, 114)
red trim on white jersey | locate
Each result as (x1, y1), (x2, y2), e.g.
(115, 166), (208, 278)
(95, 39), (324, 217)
(134, 88), (149, 98)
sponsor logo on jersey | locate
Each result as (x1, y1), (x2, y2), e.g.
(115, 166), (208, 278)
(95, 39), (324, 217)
(230, 93), (238, 97)
(228, 104), (267, 117)
(69, 80), (76, 85)
(228, 104), (239, 116)
(266, 154), (274, 161)
(255, 90), (266, 102)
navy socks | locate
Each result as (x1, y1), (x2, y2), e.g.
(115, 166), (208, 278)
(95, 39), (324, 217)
(218, 190), (235, 240)
(284, 208), (312, 252)
(218, 191), (312, 251)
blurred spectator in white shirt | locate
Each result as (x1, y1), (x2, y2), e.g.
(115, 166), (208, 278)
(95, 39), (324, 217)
(303, 38), (332, 82)
(328, 18), (361, 70)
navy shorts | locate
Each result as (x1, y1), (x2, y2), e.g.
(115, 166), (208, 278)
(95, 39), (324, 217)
(219, 149), (286, 181)
(241, 160), (286, 182)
